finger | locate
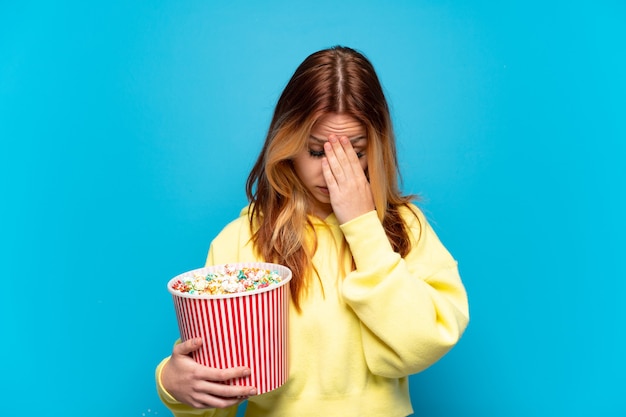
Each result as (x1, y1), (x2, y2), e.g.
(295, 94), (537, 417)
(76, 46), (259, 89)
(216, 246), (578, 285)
(338, 136), (362, 168)
(185, 383), (249, 409)
(188, 389), (249, 410)
(322, 157), (337, 189)
(183, 363), (254, 389)
(173, 337), (203, 356)
(199, 379), (258, 398)
(324, 137), (346, 182)
(330, 136), (362, 179)
(188, 374), (257, 409)
(207, 366), (252, 382)
(330, 135), (351, 165)
(333, 136), (367, 184)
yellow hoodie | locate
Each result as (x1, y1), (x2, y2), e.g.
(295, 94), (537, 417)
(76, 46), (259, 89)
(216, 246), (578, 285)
(156, 205), (469, 417)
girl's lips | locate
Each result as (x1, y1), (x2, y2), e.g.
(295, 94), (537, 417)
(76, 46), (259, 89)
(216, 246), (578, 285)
(318, 186), (329, 195)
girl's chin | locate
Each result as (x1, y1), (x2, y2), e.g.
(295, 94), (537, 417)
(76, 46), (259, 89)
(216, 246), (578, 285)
(308, 198), (332, 218)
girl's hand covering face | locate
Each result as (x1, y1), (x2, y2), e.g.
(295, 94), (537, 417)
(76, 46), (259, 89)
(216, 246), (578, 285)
(322, 135), (375, 224)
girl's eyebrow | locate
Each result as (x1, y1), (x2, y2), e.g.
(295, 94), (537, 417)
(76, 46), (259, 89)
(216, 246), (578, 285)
(309, 134), (367, 144)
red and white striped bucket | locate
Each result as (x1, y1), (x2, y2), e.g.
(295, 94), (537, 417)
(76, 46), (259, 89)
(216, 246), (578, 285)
(168, 262), (292, 394)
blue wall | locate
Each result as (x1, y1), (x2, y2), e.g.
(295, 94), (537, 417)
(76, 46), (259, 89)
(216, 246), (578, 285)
(1, 1), (624, 416)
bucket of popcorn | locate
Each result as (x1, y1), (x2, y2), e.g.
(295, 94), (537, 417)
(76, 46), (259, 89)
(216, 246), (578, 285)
(168, 262), (292, 394)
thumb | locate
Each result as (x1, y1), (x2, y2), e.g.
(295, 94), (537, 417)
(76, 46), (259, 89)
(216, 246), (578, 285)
(173, 337), (203, 356)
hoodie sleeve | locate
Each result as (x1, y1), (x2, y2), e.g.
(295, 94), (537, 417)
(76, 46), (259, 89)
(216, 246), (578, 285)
(339, 205), (469, 378)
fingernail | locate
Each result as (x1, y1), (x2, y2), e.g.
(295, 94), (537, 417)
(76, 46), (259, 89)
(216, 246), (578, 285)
(249, 388), (258, 395)
(243, 368), (251, 377)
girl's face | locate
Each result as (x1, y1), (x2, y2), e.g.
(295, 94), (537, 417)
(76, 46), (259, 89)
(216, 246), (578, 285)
(293, 113), (368, 219)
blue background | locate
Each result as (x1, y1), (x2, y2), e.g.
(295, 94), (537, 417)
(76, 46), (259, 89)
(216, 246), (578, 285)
(1, 1), (624, 416)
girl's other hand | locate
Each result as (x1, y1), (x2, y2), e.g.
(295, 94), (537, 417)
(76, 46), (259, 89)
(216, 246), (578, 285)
(322, 135), (375, 224)
(161, 338), (257, 409)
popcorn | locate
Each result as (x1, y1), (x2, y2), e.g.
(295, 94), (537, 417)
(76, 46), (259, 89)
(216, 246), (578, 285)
(171, 265), (284, 295)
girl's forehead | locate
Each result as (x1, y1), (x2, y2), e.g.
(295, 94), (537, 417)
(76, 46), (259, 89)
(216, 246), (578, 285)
(310, 113), (366, 139)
